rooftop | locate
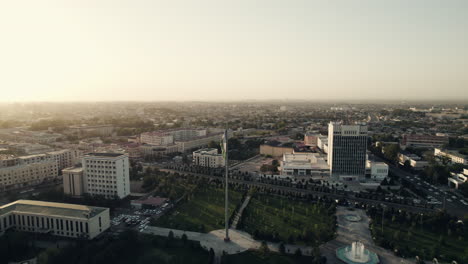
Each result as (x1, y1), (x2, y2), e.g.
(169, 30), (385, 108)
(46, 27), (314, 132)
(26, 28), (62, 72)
(0, 200), (107, 219)
(84, 152), (126, 158)
(62, 166), (83, 173)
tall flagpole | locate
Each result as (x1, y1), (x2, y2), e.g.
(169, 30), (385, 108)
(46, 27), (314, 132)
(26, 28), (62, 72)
(224, 129), (230, 241)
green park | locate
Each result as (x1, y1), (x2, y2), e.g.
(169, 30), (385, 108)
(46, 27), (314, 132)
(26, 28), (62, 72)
(153, 185), (244, 232)
(238, 194), (336, 246)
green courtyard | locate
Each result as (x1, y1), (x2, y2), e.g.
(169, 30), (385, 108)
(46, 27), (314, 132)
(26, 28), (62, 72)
(238, 194), (336, 246)
(153, 185), (244, 232)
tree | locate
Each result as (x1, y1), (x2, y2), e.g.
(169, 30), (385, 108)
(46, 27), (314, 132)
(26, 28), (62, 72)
(181, 233), (188, 244)
(383, 144), (400, 162)
(259, 241), (270, 256)
(279, 243), (286, 254)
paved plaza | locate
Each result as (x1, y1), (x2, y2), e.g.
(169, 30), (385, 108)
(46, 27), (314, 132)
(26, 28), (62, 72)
(320, 206), (414, 264)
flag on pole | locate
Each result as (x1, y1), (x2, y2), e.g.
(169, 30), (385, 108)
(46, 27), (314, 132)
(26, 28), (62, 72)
(220, 130), (227, 159)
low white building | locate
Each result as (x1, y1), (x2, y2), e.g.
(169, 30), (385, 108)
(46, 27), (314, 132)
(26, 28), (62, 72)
(0, 200), (110, 239)
(434, 148), (467, 165)
(448, 169), (468, 189)
(366, 161), (389, 181)
(192, 148), (225, 168)
(398, 152), (429, 170)
(280, 152), (329, 177)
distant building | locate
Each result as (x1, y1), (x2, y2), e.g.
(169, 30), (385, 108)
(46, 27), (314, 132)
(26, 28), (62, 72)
(260, 145), (294, 157)
(304, 132), (318, 146)
(192, 148), (225, 168)
(140, 132), (174, 146)
(328, 122), (368, 181)
(401, 134), (448, 149)
(83, 153), (130, 199)
(398, 151), (429, 170)
(434, 148), (467, 165)
(140, 144), (179, 159)
(0, 200), (109, 240)
(0, 159), (58, 189)
(63, 167), (84, 196)
(68, 125), (114, 137)
(280, 152), (329, 177)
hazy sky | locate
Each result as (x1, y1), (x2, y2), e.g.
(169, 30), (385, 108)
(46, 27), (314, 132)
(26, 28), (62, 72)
(1, 0), (467, 102)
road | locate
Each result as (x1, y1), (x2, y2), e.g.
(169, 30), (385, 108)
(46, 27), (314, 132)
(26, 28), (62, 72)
(377, 157), (468, 217)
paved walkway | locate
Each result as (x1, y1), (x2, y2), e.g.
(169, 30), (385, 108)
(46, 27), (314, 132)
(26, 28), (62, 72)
(231, 195), (251, 229)
(144, 226), (316, 257)
(320, 206), (414, 264)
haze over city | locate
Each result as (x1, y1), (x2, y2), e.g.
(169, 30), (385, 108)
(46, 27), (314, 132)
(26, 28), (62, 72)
(1, 0), (468, 102)
(1, 1), (468, 264)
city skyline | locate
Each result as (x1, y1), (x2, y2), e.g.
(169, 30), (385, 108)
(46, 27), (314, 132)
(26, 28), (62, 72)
(1, 0), (468, 102)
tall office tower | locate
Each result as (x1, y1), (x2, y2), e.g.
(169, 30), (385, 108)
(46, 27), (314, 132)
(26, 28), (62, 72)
(328, 122), (368, 181)
(82, 153), (130, 199)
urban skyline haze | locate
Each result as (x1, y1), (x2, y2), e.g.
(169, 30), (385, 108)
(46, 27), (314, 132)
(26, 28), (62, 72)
(1, 0), (467, 102)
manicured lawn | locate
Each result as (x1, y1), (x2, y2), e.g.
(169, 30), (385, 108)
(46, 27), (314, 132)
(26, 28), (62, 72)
(223, 250), (314, 264)
(239, 194), (336, 246)
(153, 186), (244, 232)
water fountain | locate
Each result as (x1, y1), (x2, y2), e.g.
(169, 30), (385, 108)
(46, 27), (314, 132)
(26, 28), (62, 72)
(336, 241), (379, 264)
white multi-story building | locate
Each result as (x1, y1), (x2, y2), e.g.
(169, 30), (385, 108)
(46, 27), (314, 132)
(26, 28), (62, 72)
(328, 122), (368, 181)
(83, 153), (130, 199)
(0, 160), (58, 190)
(434, 148), (468, 165)
(0, 200), (109, 239)
(280, 152), (329, 178)
(176, 133), (224, 152)
(47, 149), (81, 171)
(140, 132), (174, 146)
(192, 148), (225, 168)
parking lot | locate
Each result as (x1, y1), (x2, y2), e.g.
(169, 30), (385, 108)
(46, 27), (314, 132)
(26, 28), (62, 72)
(111, 203), (172, 233)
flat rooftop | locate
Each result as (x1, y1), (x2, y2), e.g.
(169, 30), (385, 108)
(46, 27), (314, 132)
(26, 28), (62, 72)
(84, 152), (125, 158)
(62, 166), (83, 173)
(0, 200), (107, 219)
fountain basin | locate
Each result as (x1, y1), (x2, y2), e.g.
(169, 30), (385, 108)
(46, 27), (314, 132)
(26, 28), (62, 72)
(344, 214), (361, 222)
(336, 242), (379, 264)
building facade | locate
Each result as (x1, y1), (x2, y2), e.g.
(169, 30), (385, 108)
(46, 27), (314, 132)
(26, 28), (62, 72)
(63, 167), (84, 196)
(0, 160), (58, 190)
(328, 122), (368, 181)
(280, 152), (329, 177)
(83, 153), (130, 199)
(192, 148), (225, 168)
(401, 134), (449, 149)
(0, 200), (109, 239)
(434, 148), (468, 165)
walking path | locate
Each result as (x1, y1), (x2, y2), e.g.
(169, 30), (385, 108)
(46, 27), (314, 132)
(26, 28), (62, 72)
(230, 195), (251, 229)
(144, 206), (415, 263)
(320, 206), (414, 264)
(144, 226), (315, 257)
